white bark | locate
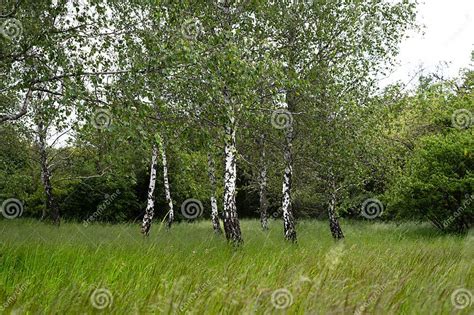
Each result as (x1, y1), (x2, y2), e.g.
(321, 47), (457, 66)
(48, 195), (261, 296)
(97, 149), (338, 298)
(141, 145), (158, 236)
(281, 99), (297, 242)
(160, 141), (174, 228)
(258, 134), (269, 230)
(37, 120), (60, 225)
(208, 153), (222, 234)
(222, 109), (242, 243)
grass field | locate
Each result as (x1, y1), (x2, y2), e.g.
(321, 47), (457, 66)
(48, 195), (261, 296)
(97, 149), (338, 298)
(0, 219), (472, 314)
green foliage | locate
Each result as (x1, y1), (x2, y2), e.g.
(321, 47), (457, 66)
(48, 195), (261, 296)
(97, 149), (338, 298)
(386, 131), (473, 233)
(1, 0), (471, 233)
(58, 177), (141, 223)
(381, 71), (474, 233)
(0, 125), (36, 206)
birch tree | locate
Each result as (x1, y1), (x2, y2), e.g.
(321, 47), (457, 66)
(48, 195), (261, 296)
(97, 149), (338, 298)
(158, 135), (174, 229)
(258, 134), (269, 231)
(182, 2), (257, 244)
(207, 153), (222, 234)
(141, 144), (158, 235)
(255, 0), (416, 241)
(36, 119), (61, 224)
(30, 91), (72, 225)
(222, 91), (242, 243)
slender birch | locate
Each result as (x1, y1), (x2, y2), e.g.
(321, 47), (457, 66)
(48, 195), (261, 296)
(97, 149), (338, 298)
(208, 153), (222, 234)
(281, 96), (297, 242)
(328, 175), (344, 240)
(159, 138), (174, 229)
(222, 102), (242, 244)
(141, 145), (158, 236)
(37, 120), (60, 225)
(258, 134), (269, 230)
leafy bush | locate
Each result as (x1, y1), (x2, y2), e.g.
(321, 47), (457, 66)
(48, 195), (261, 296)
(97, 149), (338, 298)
(385, 130), (473, 233)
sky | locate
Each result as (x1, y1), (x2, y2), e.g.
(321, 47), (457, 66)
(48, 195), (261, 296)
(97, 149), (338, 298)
(383, 0), (474, 87)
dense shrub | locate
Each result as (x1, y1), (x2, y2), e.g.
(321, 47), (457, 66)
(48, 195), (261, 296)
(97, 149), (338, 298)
(385, 130), (473, 233)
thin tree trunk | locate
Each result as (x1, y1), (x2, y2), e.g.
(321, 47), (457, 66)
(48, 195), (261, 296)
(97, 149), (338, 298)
(258, 134), (269, 231)
(160, 140), (174, 229)
(223, 108), (243, 244)
(208, 153), (222, 234)
(328, 177), (344, 240)
(281, 99), (297, 242)
(37, 121), (60, 225)
(141, 145), (158, 236)
(279, 29), (299, 242)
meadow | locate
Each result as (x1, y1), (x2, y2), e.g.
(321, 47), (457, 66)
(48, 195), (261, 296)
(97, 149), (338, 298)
(0, 219), (472, 314)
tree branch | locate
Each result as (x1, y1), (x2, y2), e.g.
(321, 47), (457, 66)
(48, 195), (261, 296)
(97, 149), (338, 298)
(0, 88), (33, 123)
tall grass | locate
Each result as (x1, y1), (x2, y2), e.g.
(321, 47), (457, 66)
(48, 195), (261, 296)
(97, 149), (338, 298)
(0, 219), (472, 314)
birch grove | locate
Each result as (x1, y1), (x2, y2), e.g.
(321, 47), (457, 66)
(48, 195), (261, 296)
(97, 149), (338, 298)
(0, 0), (420, 241)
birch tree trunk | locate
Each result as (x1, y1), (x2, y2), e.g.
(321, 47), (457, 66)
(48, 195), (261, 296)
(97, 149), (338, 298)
(281, 99), (297, 242)
(207, 153), (222, 234)
(258, 135), (269, 231)
(328, 177), (344, 240)
(223, 111), (243, 244)
(37, 121), (60, 225)
(160, 140), (174, 229)
(141, 145), (158, 236)
(279, 29), (299, 242)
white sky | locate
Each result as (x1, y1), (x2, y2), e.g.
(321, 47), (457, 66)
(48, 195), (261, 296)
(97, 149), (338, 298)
(383, 0), (474, 87)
